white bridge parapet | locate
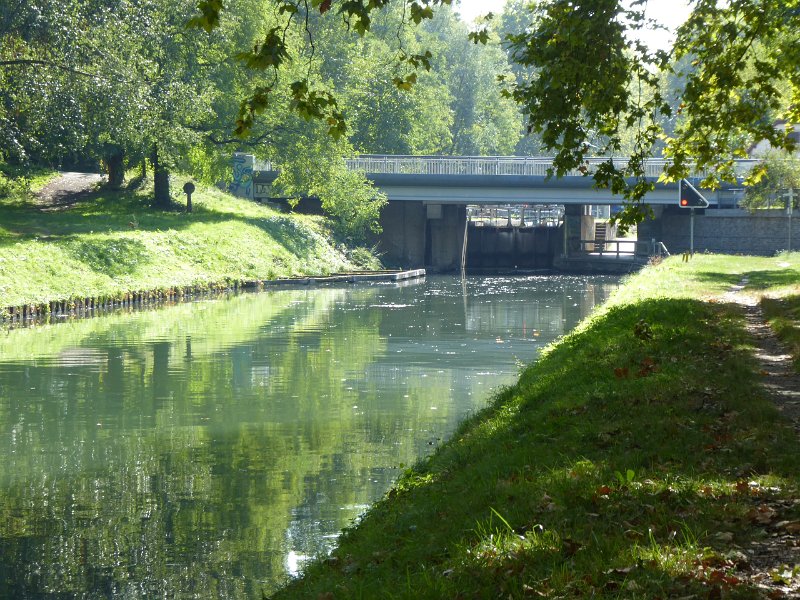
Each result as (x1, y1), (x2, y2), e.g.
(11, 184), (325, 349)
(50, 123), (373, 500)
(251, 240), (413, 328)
(345, 155), (760, 179)
(252, 154), (759, 180)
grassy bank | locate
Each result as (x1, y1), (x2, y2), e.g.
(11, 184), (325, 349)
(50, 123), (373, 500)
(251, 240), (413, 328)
(763, 295), (800, 373)
(0, 177), (380, 310)
(273, 253), (800, 599)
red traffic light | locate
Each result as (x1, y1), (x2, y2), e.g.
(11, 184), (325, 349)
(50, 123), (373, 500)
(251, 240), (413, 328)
(678, 180), (709, 208)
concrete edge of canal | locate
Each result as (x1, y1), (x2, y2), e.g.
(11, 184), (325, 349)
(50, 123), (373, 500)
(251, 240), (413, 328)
(1, 269), (427, 327)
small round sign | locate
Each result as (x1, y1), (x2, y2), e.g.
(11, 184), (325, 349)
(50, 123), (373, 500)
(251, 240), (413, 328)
(183, 182), (196, 194)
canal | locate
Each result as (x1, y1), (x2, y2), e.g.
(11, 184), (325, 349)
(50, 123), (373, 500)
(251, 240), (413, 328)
(0, 275), (617, 598)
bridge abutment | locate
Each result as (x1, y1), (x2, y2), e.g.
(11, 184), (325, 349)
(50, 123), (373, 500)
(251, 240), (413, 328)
(426, 204), (467, 271)
(378, 202), (466, 271)
(377, 201), (427, 267)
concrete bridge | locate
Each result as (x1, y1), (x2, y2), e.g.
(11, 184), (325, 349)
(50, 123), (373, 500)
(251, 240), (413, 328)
(233, 154), (758, 272)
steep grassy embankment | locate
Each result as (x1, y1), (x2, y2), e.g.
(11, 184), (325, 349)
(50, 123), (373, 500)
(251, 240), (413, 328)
(0, 178), (379, 310)
(272, 253), (800, 599)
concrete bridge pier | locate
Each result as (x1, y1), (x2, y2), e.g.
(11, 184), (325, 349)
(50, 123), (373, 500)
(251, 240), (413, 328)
(563, 204), (596, 255)
(637, 205), (664, 247)
(378, 201), (466, 271)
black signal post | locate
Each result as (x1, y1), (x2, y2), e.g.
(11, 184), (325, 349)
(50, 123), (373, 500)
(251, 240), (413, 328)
(678, 179), (709, 255)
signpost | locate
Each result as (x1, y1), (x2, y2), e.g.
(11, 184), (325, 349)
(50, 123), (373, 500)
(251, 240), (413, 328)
(785, 188), (794, 253)
(678, 179), (709, 255)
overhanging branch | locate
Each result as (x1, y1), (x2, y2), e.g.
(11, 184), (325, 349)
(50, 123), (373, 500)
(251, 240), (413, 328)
(0, 59), (96, 77)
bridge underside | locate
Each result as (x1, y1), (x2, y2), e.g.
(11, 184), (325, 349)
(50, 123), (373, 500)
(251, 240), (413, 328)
(379, 201), (574, 272)
(369, 174), (680, 205)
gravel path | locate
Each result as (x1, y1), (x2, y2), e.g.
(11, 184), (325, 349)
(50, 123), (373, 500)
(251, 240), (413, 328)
(35, 171), (104, 210)
(722, 279), (800, 598)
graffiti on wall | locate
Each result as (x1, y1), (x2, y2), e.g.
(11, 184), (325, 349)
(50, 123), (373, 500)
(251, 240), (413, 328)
(230, 153), (254, 199)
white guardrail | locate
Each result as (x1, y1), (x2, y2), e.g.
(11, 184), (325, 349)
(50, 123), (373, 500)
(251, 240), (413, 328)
(255, 155), (760, 179)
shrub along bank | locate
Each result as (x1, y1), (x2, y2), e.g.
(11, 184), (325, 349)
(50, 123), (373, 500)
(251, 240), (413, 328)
(0, 178), (380, 312)
(272, 253), (800, 599)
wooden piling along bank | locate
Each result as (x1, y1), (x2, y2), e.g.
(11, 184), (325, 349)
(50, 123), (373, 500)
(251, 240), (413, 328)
(0, 269), (426, 327)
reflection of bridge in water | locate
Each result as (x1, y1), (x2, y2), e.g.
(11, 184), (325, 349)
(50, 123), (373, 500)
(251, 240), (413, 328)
(240, 154), (755, 272)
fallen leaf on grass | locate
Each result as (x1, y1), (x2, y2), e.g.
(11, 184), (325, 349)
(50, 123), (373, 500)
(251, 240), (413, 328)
(747, 505), (778, 525)
(595, 485), (613, 497)
(614, 366), (629, 379)
(625, 580), (642, 591)
(709, 570), (741, 586)
(780, 521), (800, 533)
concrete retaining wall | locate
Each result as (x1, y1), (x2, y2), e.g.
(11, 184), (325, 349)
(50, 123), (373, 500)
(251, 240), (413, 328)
(659, 209), (799, 255)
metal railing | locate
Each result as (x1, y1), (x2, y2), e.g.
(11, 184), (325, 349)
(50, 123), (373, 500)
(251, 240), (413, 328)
(573, 239), (669, 259)
(467, 204), (564, 227)
(345, 155), (761, 179)
(249, 154), (760, 181)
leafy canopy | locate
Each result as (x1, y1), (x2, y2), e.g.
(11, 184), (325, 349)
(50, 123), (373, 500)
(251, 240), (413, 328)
(190, 0), (800, 229)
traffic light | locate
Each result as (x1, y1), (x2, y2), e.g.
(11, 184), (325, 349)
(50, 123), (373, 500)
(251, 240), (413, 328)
(679, 179), (709, 208)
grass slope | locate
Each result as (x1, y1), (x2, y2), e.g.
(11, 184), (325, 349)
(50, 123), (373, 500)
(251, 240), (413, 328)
(0, 179), (377, 308)
(273, 253), (800, 599)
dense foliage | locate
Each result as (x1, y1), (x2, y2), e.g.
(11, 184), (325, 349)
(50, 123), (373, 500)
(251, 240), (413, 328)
(4, 0), (799, 228)
(187, 0), (799, 227)
(741, 151), (800, 211)
(0, 0), (523, 236)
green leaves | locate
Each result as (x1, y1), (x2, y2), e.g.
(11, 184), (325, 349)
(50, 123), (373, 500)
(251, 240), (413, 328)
(468, 28), (490, 45)
(664, 0), (800, 182)
(236, 29), (290, 69)
(186, 0), (224, 33)
(409, 2), (434, 24)
(392, 73), (417, 91)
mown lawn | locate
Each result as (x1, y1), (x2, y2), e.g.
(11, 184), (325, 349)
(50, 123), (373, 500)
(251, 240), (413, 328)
(0, 179), (378, 308)
(272, 253), (800, 599)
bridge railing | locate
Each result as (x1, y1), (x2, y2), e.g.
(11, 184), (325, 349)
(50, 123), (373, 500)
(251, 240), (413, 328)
(345, 155), (760, 179)
(573, 239), (670, 258)
(250, 154), (760, 181)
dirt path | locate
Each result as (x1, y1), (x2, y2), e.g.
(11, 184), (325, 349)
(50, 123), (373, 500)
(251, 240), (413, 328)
(724, 279), (800, 432)
(35, 172), (104, 210)
(722, 280), (800, 598)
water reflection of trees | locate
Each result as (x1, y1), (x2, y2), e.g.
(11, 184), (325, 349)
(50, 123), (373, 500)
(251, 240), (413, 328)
(0, 277), (616, 598)
(0, 287), (433, 598)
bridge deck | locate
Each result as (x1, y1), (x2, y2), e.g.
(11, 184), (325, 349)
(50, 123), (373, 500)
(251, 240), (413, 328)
(250, 155), (756, 206)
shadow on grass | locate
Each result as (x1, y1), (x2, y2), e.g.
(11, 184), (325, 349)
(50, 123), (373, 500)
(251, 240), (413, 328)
(690, 268), (800, 292)
(271, 297), (800, 599)
(745, 269), (800, 290)
(0, 188), (319, 259)
(65, 237), (151, 276)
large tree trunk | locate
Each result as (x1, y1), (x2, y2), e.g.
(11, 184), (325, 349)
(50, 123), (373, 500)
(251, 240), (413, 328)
(105, 147), (125, 189)
(152, 144), (171, 208)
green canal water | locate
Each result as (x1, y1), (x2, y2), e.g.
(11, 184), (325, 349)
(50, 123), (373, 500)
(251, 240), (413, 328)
(0, 275), (617, 598)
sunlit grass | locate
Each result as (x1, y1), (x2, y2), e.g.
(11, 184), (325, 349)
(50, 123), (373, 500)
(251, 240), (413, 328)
(0, 179), (377, 308)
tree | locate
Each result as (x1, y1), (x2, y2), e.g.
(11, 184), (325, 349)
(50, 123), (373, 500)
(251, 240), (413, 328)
(485, 0), (799, 228)
(740, 151), (800, 211)
(192, 0), (799, 229)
